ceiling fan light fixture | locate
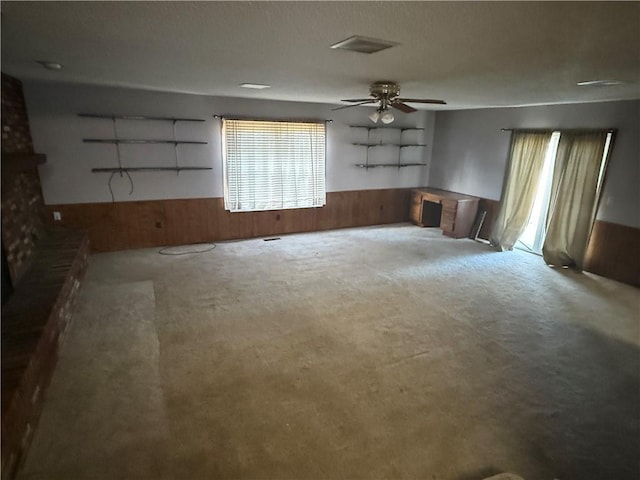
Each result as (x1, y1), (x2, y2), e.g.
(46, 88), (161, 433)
(381, 111), (394, 124)
(368, 111), (381, 123)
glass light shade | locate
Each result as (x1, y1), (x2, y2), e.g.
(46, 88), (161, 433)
(380, 111), (394, 124)
(368, 111), (380, 123)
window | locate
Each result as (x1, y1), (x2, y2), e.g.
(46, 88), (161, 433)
(222, 119), (326, 212)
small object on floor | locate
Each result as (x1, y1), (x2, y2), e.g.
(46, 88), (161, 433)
(263, 237), (281, 241)
(482, 474), (525, 480)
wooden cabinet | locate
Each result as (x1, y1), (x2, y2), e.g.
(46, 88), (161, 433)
(410, 188), (479, 238)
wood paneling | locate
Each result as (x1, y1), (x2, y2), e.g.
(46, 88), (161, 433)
(46, 190), (638, 287)
(478, 199), (640, 287)
(467, 198), (639, 287)
(46, 189), (412, 252)
(584, 220), (640, 287)
(476, 198), (500, 240)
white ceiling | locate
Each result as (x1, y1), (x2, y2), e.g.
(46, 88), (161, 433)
(2, 1), (639, 110)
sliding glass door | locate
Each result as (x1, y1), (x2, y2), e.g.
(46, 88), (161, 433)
(516, 132), (560, 254)
(515, 131), (614, 264)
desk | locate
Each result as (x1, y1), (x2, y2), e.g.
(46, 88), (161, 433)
(410, 188), (480, 238)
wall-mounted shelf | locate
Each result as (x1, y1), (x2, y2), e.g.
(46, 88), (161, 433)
(355, 163), (427, 169)
(352, 143), (426, 147)
(83, 139), (207, 145)
(349, 125), (427, 170)
(80, 112), (211, 200)
(92, 167), (212, 173)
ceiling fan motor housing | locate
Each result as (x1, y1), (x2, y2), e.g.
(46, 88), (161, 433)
(370, 81), (400, 99)
(370, 81), (400, 111)
(333, 80), (444, 113)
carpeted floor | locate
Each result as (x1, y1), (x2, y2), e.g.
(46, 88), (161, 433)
(19, 224), (640, 480)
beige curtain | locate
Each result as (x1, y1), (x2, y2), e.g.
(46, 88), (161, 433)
(542, 131), (609, 269)
(490, 131), (552, 251)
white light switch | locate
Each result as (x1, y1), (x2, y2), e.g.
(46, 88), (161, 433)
(53, 211), (62, 221)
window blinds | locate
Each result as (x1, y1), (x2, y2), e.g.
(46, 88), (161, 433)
(222, 119), (326, 212)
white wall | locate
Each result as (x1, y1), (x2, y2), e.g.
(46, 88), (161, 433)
(430, 100), (640, 228)
(23, 81), (435, 205)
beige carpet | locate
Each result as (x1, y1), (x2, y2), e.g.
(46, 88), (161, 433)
(19, 224), (640, 480)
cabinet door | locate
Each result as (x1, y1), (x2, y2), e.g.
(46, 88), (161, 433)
(410, 191), (423, 225)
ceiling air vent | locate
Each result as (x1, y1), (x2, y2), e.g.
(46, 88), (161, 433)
(330, 35), (399, 54)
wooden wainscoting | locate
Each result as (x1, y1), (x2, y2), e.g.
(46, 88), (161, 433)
(475, 198), (500, 241)
(584, 220), (640, 287)
(46, 189), (412, 252)
(473, 198), (639, 287)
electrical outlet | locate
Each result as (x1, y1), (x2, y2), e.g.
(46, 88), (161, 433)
(53, 211), (62, 221)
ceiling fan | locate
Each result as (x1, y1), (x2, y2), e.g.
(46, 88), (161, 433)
(333, 81), (446, 124)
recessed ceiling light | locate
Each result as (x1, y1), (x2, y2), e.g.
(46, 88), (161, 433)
(239, 83), (271, 90)
(36, 60), (63, 70)
(577, 80), (624, 86)
(330, 35), (399, 54)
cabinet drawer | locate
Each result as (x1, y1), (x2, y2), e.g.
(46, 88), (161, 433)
(441, 200), (457, 214)
(440, 212), (455, 232)
(422, 193), (441, 204)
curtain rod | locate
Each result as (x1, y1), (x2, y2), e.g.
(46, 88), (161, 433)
(501, 128), (615, 133)
(79, 113), (205, 122)
(213, 115), (332, 124)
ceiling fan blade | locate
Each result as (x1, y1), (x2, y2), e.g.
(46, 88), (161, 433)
(396, 98), (447, 105)
(341, 98), (375, 103)
(332, 100), (375, 111)
(391, 101), (417, 113)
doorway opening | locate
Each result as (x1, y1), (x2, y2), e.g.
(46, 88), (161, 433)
(516, 130), (613, 255)
(516, 132), (560, 254)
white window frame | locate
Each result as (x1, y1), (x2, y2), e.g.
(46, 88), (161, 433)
(222, 119), (326, 212)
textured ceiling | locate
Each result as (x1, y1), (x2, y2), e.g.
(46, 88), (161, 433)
(1, 1), (639, 110)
